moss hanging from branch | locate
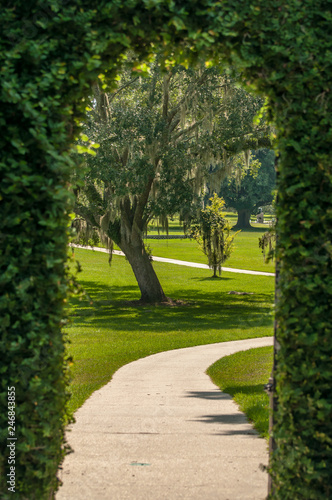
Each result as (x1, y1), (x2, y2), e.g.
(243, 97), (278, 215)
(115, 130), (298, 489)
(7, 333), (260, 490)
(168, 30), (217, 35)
(189, 194), (240, 277)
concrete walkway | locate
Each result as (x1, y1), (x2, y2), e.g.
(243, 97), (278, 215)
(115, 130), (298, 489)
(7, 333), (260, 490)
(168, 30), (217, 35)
(71, 245), (275, 277)
(57, 337), (273, 500)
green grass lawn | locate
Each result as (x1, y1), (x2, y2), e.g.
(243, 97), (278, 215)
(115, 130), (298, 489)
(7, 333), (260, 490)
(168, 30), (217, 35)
(97, 213), (275, 273)
(142, 228), (275, 273)
(66, 248), (274, 414)
(207, 346), (273, 439)
(147, 213), (275, 234)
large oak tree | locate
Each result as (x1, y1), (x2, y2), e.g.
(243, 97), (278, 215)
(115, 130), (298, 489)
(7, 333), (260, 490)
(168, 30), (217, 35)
(74, 64), (269, 302)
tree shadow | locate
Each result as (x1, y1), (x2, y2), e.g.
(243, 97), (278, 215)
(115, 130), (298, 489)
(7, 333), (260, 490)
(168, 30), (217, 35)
(184, 389), (264, 437)
(190, 276), (233, 282)
(184, 390), (232, 401)
(67, 265), (274, 338)
(69, 283), (138, 308)
(187, 411), (261, 437)
(220, 384), (266, 396)
(231, 227), (270, 234)
(191, 413), (249, 425)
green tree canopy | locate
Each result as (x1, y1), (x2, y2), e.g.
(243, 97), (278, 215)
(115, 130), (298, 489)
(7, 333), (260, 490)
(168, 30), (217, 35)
(219, 149), (276, 229)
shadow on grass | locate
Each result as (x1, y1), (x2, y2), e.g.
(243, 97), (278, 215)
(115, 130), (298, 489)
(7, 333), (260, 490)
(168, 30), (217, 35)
(231, 226), (270, 233)
(70, 284), (138, 306)
(68, 279), (274, 334)
(190, 276), (233, 282)
(220, 384), (266, 396)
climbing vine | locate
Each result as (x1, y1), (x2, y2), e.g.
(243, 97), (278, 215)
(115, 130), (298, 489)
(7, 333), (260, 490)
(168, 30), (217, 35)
(1, 1), (331, 498)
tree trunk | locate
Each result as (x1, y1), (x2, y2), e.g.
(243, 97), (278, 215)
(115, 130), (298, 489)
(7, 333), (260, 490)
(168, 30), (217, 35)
(119, 240), (167, 303)
(233, 208), (252, 229)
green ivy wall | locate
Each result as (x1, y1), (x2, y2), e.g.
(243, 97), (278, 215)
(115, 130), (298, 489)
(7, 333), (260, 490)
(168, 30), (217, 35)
(1, 1), (331, 498)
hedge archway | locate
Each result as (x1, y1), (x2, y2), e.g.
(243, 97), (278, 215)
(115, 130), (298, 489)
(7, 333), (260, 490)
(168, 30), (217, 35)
(1, 2), (331, 498)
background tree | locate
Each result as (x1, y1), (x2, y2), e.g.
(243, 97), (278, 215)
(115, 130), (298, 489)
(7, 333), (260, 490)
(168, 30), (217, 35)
(219, 149), (276, 229)
(189, 193), (239, 277)
(1, 1), (331, 497)
(74, 63), (269, 302)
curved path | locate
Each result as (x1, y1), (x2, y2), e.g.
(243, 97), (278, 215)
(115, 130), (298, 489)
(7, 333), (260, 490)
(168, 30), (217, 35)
(57, 337), (273, 500)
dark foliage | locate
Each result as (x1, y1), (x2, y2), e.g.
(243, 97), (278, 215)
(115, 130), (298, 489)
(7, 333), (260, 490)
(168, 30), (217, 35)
(1, 1), (331, 498)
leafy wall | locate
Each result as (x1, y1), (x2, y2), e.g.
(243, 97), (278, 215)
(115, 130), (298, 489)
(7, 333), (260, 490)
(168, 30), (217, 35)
(1, 1), (331, 498)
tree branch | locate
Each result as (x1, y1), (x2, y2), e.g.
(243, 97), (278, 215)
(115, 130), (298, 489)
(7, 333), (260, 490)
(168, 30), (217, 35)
(172, 119), (204, 142)
(167, 70), (209, 125)
(92, 82), (111, 125)
(109, 76), (140, 102)
(74, 204), (100, 228)
(162, 72), (172, 119)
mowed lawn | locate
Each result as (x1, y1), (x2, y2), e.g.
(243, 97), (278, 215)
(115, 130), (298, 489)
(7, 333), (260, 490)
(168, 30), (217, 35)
(66, 248), (275, 414)
(144, 228), (275, 273)
(207, 346), (273, 439)
(109, 215), (276, 274)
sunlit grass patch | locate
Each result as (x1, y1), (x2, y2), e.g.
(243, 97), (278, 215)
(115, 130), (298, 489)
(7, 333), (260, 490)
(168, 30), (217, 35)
(142, 228), (275, 273)
(207, 346), (273, 439)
